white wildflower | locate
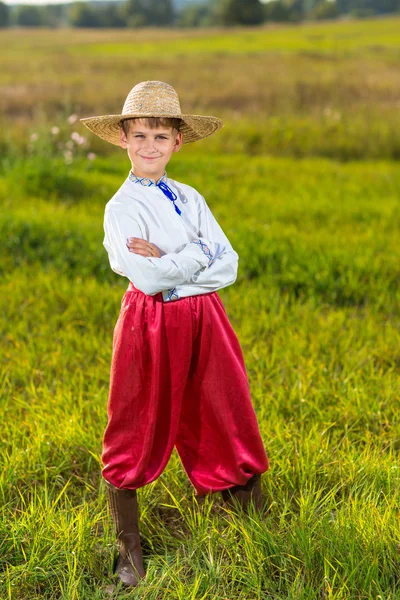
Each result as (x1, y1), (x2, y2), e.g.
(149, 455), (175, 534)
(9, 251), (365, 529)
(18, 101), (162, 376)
(71, 132), (86, 145)
(64, 150), (73, 164)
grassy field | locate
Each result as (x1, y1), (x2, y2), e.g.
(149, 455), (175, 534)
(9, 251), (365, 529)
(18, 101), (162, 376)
(2, 17), (400, 160)
(1, 17), (400, 600)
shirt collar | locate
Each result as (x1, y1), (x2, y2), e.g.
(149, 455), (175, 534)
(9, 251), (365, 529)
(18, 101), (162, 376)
(128, 172), (167, 187)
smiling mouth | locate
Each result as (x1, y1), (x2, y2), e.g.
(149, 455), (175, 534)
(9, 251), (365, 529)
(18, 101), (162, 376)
(141, 156), (160, 160)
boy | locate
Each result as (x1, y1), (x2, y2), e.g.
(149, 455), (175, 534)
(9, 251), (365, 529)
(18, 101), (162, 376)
(81, 80), (269, 588)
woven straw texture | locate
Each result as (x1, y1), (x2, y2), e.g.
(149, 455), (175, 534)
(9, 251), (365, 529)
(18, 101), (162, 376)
(80, 81), (223, 145)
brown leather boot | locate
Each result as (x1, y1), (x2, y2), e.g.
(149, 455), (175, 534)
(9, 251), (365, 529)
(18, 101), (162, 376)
(221, 474), (264, 512)
(105, 480), (146, 587)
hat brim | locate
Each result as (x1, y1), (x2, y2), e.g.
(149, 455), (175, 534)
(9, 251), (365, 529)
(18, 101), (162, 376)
(80, 113), (223, 145)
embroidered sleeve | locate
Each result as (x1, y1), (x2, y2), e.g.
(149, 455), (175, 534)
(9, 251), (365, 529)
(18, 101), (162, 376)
(191, 239), (215, 267)
(166, 191), (239, 296)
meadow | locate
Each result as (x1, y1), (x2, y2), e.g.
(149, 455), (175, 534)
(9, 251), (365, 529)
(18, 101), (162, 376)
(1, 17), (400, 600)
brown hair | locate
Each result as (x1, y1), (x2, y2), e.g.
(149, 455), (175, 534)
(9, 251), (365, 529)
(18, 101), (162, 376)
(120, 117), (182, 137)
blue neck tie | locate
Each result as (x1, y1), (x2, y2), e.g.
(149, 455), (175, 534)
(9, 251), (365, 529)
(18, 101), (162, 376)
(157, 181), (182, 216)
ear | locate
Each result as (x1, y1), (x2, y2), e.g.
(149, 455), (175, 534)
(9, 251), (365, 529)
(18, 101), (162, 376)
(173, 131), (183, 154)
(119, 127), (128, 149)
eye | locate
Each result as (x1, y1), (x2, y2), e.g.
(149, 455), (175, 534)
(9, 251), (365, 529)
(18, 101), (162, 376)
(134, 134), (145, 138)
(156, 135), (168, 140)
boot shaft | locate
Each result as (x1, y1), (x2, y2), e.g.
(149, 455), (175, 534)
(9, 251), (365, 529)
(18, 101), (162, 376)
(104, 480), (146, 586)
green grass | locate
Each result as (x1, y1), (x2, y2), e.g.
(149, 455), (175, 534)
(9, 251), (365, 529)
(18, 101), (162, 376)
(4, 18), (400, 59)
(1, 149), (400, 598)
(2, 18), (400, 161)
(1, 16), (400, 600)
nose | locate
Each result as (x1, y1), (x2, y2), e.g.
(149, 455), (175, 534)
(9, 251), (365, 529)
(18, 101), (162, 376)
(143, 138), (158, 154)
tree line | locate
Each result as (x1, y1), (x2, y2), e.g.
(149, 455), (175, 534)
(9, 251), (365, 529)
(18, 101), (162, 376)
(0, 0), (399, 29)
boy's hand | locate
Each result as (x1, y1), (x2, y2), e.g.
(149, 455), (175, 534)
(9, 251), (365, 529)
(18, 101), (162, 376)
(126, 237), (161, 258)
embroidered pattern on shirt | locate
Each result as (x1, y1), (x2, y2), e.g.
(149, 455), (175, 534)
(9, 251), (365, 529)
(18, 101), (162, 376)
(192, 240), (214, 267)
(128, 172), (167, 187)
(167, 287), (179, 301)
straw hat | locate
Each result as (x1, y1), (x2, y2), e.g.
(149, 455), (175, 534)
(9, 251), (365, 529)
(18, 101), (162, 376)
(80, 80), (223, 145)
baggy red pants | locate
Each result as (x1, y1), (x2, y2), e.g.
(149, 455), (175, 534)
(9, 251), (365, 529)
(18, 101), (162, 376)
(102, 283), (269, 496)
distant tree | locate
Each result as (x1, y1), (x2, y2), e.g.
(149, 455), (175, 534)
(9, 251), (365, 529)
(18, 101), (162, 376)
(263, 0), (291, 21)
(310, 0), (339, 19)
(123, 0), (147, 26)
(40, 4), (67, 27)
(215, 0), (264, 26)
(280, 0), (330, 19)
(15, 4), (43, 26)
(177, 3), (212, 27)
(124, 0), (174, 27)
(281, 0), (304, 20)
(0, 1), (9, 27)
(147, 0), (174, 25)
(335, 0), (351, 11)
(100, 3), (126, 27)
(69, 2), (102, 27)
(357, 0), (399, 14)
(304, 0), (321, 13)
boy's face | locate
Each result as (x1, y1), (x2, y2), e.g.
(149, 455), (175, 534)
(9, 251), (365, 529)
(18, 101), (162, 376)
(120, 119), (183, 181)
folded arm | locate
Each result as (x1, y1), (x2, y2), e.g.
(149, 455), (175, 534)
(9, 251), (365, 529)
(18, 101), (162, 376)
(103, 209), (215, 295)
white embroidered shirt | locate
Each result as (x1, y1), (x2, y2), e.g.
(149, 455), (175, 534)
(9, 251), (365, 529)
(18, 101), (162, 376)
(103, 172), (238, 302)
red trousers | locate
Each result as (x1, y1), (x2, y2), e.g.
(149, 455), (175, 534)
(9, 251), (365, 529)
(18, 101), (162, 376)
(102, 283), (269, 496)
